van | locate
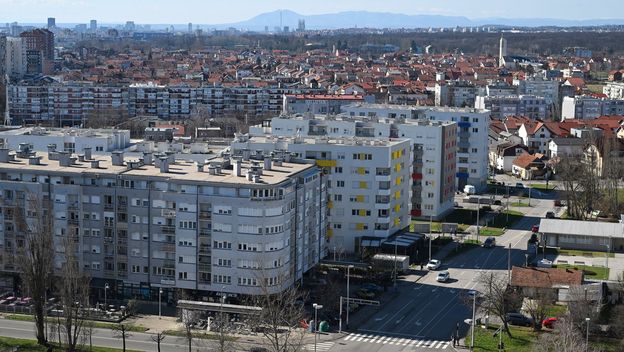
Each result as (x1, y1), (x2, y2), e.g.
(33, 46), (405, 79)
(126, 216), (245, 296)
(463, 185), (476, 195)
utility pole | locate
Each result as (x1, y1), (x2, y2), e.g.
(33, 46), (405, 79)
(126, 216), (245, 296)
(471, 292), (476, 351)
(506, 185), (509, 224)
(507, 243), (511, 283)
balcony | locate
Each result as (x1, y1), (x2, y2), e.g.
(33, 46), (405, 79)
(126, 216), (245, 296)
(199, 211), (212, 220)
(162, 209), (176, 218)
(161, 225), (175, 234)
(104, 204), (114, 211)
(457, 121), (471, 128)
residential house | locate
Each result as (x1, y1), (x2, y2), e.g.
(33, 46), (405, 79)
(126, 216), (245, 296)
(511, 153), (546, 180)
(510, 266), (584, 302)
(490, 142), (529, 172)
(547, 138), (585, 158)
(518, 121), (566, 154)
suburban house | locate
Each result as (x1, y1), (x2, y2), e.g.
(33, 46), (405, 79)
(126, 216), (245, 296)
(490, 142), (529, 172)
(539, 219), (624, 252)
(511, 153), (547, 180)
(548, 137), (585, 158)
(511, 266), (584, 301)
(518, 121), (565, 154)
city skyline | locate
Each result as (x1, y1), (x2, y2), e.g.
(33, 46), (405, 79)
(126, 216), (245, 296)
(0, 0), (623, 24)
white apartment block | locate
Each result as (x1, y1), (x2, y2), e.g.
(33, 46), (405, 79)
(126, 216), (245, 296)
(340, 103), (486, 190)
(282, 94), (366, 115)
(1, 37), (26, 80)
(0, 127), (130, 154)
(0, 148), (323, 298)
(475, 95), (548, 120)
(230, 134), (411, 253)
(514, 77), (560, 106)
(249, 114), (457, 220)
(435, 81), (482, 108)
(603, 82), (624, 100)
(561, 96), (624, 120)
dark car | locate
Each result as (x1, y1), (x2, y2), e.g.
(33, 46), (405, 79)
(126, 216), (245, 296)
(546, 211), (556, 219)
(249, 348), (269, 352)
(483, 237), (496, 248)
(360, 283), (383, 293)
(506, 313), (533, 327)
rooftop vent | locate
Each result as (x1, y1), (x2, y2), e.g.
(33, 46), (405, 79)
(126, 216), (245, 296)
(159, 157), (169, 173)
(90, 160), (100, 169)
(111, 151), (124, 166)
(0, 148), (10, 163)
(83, 147), (92, 160)
(29, 156), (42, 165)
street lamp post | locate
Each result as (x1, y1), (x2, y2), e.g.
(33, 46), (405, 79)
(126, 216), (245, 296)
(585, 317), (590, 351)
(428, 234), (432, 262)
(393, 239), (398, 288)
(104, 283), (109, 312)
(158, 288), (163, 319)
(313, 303), (323, 352)
(346, 265), (354, 328)
(476, 197), (480, 243)
(506, 185), (510, 224)
(507, 243), (511, 283)
(470, 292), (476, 351)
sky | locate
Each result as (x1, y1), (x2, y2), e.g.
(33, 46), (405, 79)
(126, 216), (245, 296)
(0, 0), (621, 24)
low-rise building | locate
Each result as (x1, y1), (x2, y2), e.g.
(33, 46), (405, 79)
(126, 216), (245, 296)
(475, 95), (548, 120)
(282, 94), (366, 115)
(561, 96), (624, 120)
(0, 127), (131, 154)
(539, 219), (624, 252)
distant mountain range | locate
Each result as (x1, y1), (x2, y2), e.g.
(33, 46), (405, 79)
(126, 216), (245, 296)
(208, 10), (624, 30)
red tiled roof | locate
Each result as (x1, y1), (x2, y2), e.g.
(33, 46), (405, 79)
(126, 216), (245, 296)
(511, 266), (583, 289)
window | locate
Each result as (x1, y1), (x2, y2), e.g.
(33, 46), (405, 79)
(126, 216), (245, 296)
(178, 221), (197, 229)
(333, 194), (342, 201)
(213, 274), (231, 284)
(179, 272), (188, 280)
(334, 167), (343, 173)
(213, 241), (232, 249)
(238, 277), (258, 286)
(131, 265), (140, 273)
(472, 128), (479, 133)
(238, 243), (259, 252)
(336, 181), (345, 188)
(216, 258), (232, 267)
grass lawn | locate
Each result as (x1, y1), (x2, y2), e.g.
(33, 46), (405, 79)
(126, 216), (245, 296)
(466, 325), (539, 352)
(490, 210), (525, 228)
(411, 220), (469, 233)
(162, 330), (237, 341)
(4, 314), (148, 332)
(510, 199), (533, 207)
(551, 264), (610, 280)
(0, 336), (139, 352)
(478, 227), (505, 236)
(530, 183), (556, 191)
(545, 304), (568, 317)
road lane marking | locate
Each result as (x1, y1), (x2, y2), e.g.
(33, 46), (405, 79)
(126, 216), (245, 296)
(374, 314), (388, 321)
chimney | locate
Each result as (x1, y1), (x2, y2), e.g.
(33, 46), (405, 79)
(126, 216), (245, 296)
(143, 152), (153, 165)
(90, 160), (100, 169)
(242, 149), (251, 161)
(252, 174), (261, 183)
(273, 158), (283, 167)
(159, 157), (169, 173)
(233, 159), (242, 176)
(246, 171), (253, 181)
(111, 151), (124, 166)
(196, 163), (205, 172)
(0, 148), (10, 163)
(78, 154), (85, 162)
(166, 151), (175, 164)
(58, 151), (71, 167)
(29, 156), (42, 165)
(83, 147), (92, 160)
(263, 156), (272, 171)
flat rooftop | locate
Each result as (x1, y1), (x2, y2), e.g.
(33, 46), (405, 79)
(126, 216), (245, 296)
(0, 127), (129, 138)
(342, 102), (486, 114)
(275, 114), (456, 127)
(0, 151), (313, 186)
(239, 135), (410, 148)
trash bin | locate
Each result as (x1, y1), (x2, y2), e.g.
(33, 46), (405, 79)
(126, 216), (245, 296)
(319, 321), (329, 332)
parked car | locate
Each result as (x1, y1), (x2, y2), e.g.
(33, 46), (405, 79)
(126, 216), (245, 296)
(506, 313), (533, 327)
(542, 317), (558, 329)
(546, 211), (556, 219)
(355, 289), (375, 299)
(360, 283), (383, 293)
(249, 348), (269, 352)
(464, 185), (476, 195)
(436, 271), (450, 282)
(483, 237), (496, 248)
(554, 200), (562, 207)
(531, 225), (540, 233)
(426, 259), (442, 270)
(516, 183), (525, 188)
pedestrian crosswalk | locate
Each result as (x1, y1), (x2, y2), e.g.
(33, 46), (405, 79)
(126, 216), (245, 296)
(304, 341), (335, 351)
(343, 333), (450, 349)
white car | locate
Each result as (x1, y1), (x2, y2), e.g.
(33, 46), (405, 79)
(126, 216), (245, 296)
(426, 259), (441, 270)
(436, 271), (450, 282)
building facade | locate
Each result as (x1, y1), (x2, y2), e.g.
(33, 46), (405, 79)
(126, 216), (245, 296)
(230, 134), (411, 253)
(561, 96), (624, 120)
(282, 94), (365, 115)
(340, 103), (485, 190)
(0, 149), (323, 298)
(475, 95), (548, 120)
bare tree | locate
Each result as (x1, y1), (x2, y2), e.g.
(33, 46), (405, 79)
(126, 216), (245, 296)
(112, 324), (133, 352)
(248, 273), (306, 352)
(478, 272), (522, 337)
(533, 316), (594, 352)
(12, 193), (54, 346)
(180, 307), (199, 352)
(151, 331), (166, 352)
(566, 285), (601, 335)
(523, 288), (556, 331)
(56, 235), (91, 352)
(212, 297), (237, 352)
